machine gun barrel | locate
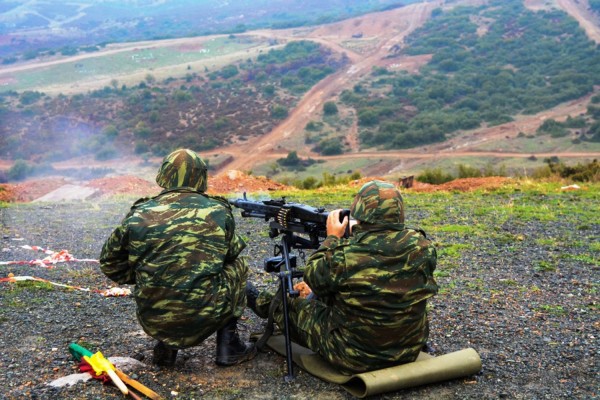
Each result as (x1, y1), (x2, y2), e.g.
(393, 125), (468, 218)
(229, 194), (340, 246)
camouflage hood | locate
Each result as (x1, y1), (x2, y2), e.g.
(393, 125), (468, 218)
(156, 149), (208, 192)
(350, 180), (404, 226)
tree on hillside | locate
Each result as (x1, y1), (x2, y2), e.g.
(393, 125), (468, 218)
(323, 101), (338, 115)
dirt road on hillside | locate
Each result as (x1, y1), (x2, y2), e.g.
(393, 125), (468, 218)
(215, 0), (600, 174)
(556, 0), (600, 43)
(3, 0), (599, 175)
(219, 1), (443, 172)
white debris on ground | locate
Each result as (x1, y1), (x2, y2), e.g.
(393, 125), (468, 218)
(46, 357), (146, 388)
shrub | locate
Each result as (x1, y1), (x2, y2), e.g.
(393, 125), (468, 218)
(314, 138), (343, 155)
(278, 151), (300, 167)
(323, 101), (338, 115)
(271, 105), (288, 119)
(299, 176), (319, 189)
(457, 164), (482, 178)
(7, 160), (32, 181)
(417, 167), (454, 184)
(95, 146), (118, 161)
(102, 125), (119, 139)
(305, 121), (322, 131)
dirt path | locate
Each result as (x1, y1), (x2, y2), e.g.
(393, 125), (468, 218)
(556, 0), (600, 43)
(3, 0), (598, 174)
(215, 0), (600, 174)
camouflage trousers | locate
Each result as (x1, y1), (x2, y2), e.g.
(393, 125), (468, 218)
(137, 258), (249, 349)
(255, 290), (427, 373)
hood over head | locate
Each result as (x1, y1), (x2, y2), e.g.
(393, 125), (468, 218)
(156, 149), (208, 192)
(350, 180), (404, 225)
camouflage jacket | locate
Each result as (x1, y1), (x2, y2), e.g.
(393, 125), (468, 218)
(100, 188), (248, 348)
(304, 223), (438, 371)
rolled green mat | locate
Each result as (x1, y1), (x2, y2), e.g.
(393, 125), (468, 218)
(266, 336), (482, 398)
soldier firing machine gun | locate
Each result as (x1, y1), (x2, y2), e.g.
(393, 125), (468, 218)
(229, 193), (349, 381)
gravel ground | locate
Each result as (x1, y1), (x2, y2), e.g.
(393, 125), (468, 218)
(0, 189), (598, 399)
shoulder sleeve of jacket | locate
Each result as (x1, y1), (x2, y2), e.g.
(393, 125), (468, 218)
(99, 219), (136, 285)
(209, 195), (232, 210)
(223, 201), (246, 262)
(304, 235), (344, 297)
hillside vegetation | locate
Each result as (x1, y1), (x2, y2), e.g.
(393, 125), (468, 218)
(334, 0), (600, 150)
(0, 40), (347, 163)
(0, 0), (599, 184)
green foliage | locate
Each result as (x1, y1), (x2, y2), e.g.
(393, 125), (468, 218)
(286, 170), (363, 190)
(19, 91), (43, 105)
(296, 176), (319, 189)
(0, 38), (345, 162)
(323, 101), (338, 115)
(305, 121), (323, 131)
(277, 151), (317, 170)
(257, 41), (321, 65)
(417, 167), (454, 184)
(343, 0), (600, 150)
(134, 142), (149, 154)
(457, 164), (482, 179)
(173, 90), (192, 102)
(220, 65), (239, 79)
(313, 138), (343, 155)
(214, 117), (230, 130)
(94, 146), (118, 161)
(278, 151), (300, 166)
(271, 104), (288, 119)
(102, 125), (119, 139)
(538, 159), (600, 182)
(537, 119), (568, 138)
(7, 159), (32, 181)
(263, 85), (275, 96)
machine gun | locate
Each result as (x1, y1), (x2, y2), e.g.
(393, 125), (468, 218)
(229, 194), (349, 381)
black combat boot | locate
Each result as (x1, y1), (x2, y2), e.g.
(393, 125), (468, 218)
(246, 282), (260, 315)
(215, 318), (257, 366)
(152, 340), (178, 367)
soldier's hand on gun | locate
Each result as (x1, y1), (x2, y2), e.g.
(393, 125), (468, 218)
(293, 281), (312, 298)
(327, 209), (349, 238)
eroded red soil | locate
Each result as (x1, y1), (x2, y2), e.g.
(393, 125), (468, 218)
(0, 174), (513, 203)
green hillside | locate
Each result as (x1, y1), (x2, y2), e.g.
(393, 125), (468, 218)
(335, 0), (600, 150)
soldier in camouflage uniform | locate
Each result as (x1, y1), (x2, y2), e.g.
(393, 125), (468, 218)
(251, 180), (438, 373)
(100, 149), (256, 367)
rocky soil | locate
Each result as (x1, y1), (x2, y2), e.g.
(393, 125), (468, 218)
(0, 183), (598, 399)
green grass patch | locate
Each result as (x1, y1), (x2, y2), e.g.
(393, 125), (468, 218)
(436, 224), (480, 235)
(512, 204), (556, 222)
(535, 260), (557, 272)
(433, 269), (451, 278)
(437, 243), (474, 259)
(536, 237), (559, 247)
(535, 304), (567, 316)
(560, 253), (599, 266)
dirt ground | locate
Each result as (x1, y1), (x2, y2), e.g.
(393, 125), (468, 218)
(0, 171), (292, 203)
(1, 181), (597, 400)
(0, 172), (517, 203)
